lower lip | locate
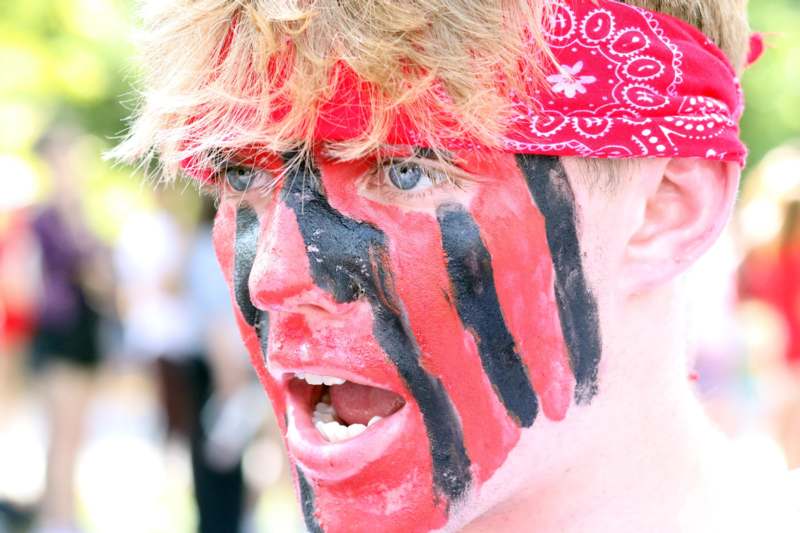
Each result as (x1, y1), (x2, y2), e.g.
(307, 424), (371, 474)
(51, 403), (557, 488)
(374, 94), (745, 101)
(284, 379), (412, 481)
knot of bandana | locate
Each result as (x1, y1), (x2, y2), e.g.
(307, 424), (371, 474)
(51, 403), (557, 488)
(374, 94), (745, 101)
(311, 0), (748, 165)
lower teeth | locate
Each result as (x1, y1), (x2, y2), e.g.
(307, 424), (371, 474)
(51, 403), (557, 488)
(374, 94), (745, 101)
(312, 402), (382, 443)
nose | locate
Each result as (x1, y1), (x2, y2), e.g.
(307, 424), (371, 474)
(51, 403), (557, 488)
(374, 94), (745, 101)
(249, 198), (339, 314)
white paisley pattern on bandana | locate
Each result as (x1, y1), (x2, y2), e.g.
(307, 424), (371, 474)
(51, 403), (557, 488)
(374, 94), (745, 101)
(501, 0), (747, 165)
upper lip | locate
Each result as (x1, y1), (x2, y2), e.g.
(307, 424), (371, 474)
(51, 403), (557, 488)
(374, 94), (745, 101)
(269, 363), (407, 398)
(265, 303), (409, 398)
(264, 304), (414, 479)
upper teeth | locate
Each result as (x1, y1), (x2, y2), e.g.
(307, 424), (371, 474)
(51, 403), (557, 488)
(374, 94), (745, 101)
(296, 372), (346, 386)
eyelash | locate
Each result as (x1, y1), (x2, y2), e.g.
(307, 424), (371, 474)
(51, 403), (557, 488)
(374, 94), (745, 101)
(215, 165), (280, 200)
(204, 155), (466, 202)
(369, 158), (453, 199)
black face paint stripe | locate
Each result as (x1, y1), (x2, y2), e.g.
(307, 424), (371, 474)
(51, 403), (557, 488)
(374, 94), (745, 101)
(234, 206), (260, 327)
(297, 467), (324, 533)
(281, 159), (472, 502)
(370, 280), (473, 501)
(437, 204), (539, 427)
(234, 208), (319, 531)
(515, 154), (602, 404)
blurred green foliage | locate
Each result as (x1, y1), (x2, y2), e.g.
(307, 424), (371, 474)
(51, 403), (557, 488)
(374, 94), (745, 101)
(0, 0), (797, 232)
(742, 0), (800, 169)
(0, 0), (153, 242)
(0, 0), (134, 150)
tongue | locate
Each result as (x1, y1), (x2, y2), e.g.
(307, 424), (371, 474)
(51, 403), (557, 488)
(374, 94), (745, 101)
(330, 382), (405, 426)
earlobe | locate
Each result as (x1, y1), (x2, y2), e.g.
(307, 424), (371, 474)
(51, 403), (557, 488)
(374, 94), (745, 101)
(623, 158), (740, 293)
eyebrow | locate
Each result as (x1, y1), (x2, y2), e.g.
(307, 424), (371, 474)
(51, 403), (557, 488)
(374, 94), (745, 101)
(372, 145), (448, 160)
(414, 147), (438, 160)
(383, 147), (483, 185)
(202, 147), (291, 178)
(205, 143), (471, 184)
(208, 144), (445, 165)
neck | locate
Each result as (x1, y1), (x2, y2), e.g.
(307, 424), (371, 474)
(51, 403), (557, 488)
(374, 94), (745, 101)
(461, 282), (754, 532)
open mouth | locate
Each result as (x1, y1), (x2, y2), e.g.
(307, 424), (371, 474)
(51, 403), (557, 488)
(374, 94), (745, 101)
(290, 372), (406, 444)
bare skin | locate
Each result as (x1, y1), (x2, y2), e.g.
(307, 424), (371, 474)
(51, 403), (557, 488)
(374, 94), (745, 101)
(38, 363), (94, 529)
(456, 157), (797, 532)
(208, 147), (799, 532)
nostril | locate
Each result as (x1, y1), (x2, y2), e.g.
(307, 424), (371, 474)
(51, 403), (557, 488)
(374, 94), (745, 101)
(294, 300), (353, 320)
(268, 288), (343, 314)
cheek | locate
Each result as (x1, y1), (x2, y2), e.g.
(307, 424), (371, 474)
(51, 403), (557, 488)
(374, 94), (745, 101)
(323, 153), (575, 424)
(212, 202), (237, 283)
(385, 212), (522, 484)
(468, 161), (575, 422)
(318, 161), (541, 485)
(212, 202), (287, 427)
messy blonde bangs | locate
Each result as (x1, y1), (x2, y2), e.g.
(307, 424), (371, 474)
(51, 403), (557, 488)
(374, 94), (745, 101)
(113, 0), (752, 182)
(111, 0), (552, 181)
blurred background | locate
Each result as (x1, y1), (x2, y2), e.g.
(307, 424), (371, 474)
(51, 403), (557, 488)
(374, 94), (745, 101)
(0, 1), (798, 532)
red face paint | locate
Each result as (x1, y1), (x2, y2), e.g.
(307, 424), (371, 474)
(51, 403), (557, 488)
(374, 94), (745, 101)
(167, 0), (748, 527)
(461, 153), (575, 421)
(211, 149), (594, 532)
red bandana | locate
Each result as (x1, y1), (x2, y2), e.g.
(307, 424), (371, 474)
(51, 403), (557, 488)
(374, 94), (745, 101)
(502, 0), (747, 164)
(309, 0), (748, 165)
(184, 0), (751, 175)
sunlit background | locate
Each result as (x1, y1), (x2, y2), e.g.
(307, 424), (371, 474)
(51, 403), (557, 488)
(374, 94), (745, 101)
(0, 1), (799, 532)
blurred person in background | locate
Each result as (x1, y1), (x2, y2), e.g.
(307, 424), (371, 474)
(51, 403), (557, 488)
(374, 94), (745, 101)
(739, 141), (800, 469)
(741, 200), (800, 367)
(115, 194), (259, 533)
(185, 198), (265, 533)
(28, 127), (114, 533)
(0, 206), (38, 416)
(0, 172), (40, 532)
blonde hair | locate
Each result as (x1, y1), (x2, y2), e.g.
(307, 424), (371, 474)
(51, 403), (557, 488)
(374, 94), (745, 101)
(111, 0), (750, 181)
(620, 0), (751, 71)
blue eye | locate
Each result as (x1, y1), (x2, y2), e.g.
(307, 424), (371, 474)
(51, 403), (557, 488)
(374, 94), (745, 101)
(386, 162), (434, 192)
(224, 166), (253, 192)
(224, 166), (263, 192)
(388, 163), (422, 190)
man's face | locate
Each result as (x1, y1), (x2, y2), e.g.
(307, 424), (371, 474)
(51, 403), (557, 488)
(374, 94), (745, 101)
(211, 149), (602, 532)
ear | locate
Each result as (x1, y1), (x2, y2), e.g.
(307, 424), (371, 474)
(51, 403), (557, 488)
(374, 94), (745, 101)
(622, 158), (740, 293)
